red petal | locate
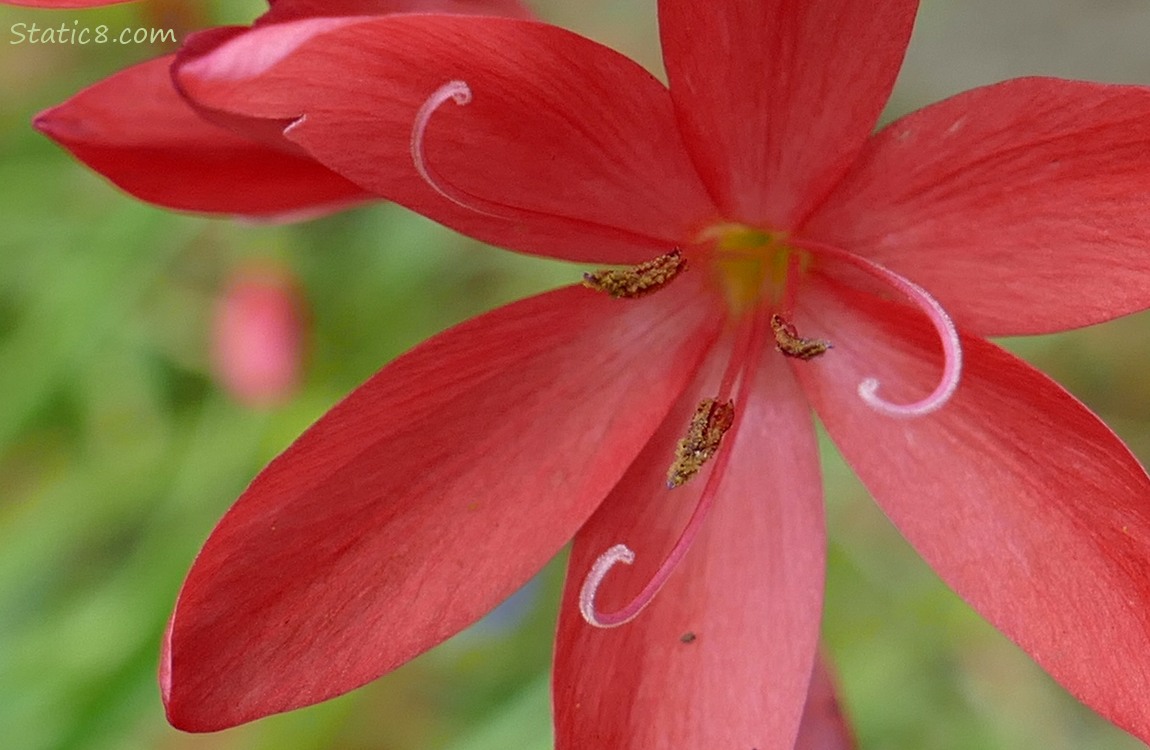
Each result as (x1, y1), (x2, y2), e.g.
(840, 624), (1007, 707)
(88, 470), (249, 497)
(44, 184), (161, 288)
(804, 78), (1150, 335)
(34, 55), (371, 219)
(658, 0), (918, 227)
(554, 352), (824, 750)
(163, 281), (721, 731)
(259, 0), (534, 23)
(794, 277), (1150, 743)
(174, 16), (718, 264)
(152, 1), (532, 185)
(796, 653), (856, 750)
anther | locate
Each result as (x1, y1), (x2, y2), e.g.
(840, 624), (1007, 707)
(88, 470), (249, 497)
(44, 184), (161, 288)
(770, 314), (832, 360)
(583, 250), (686, 299)
(666, 398), (735, 489)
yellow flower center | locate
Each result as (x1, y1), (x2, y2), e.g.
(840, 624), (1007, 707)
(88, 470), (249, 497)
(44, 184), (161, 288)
(698, 223), (810, 315)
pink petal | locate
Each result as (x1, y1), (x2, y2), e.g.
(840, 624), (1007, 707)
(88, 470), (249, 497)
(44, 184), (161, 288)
(163, 281), (721, 731)
(658, 0), (918, 227)
(34, 55), (371, 219)
(554, 352), (824, 750)
(174, 15), (718, 264)
(131, 1), (532, 200)
(259, 0), (534, 23)
(803, 78), (1150, 336)
(793, 276), (1150, 743)
(795, 653), (856, 750)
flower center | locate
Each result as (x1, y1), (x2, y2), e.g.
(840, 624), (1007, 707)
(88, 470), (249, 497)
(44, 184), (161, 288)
(407, 78), (968, 630)
(696, 223), (814, 319)
(575, 230), (967, 630)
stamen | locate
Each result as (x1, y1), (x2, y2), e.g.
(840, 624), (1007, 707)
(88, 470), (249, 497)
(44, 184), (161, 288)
(410, 80), (505, 217)
(795, 240), (963, 417)
(666, 398), (734, 488)
(770, 314), (832, 360)
(583, 250), (686, 299)
(579, 310), (769, 629)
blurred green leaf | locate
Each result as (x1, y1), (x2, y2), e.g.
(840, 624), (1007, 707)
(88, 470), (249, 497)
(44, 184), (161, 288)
(444, 674), (552, 750)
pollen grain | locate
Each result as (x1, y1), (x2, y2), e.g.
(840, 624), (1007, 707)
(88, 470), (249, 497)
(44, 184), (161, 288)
(583, 249), (685, 298)
(771, 314), (832, 360)
(666, 398), (735, 488)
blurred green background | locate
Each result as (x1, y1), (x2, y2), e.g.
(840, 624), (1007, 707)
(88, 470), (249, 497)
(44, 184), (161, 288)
(2, 1), (1150, 748)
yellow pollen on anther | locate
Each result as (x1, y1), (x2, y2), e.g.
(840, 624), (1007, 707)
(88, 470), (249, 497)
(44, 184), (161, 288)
(666, 398), (735, 488)
(582, 249), (685, 298)
(771, 314), (832, 360)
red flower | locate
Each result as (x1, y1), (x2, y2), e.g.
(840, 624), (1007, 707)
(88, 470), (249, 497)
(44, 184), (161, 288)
(66, 0), (1150, 746)
(32, 0), (533, 219)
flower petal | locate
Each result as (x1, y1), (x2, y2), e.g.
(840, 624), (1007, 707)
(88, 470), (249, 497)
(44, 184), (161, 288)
(163, 280), (721, 732)
(259, 0), (534, 23)
(794, 277), (1150, 743)
(658, 0), (918, 227)
(554, 352), (824, 750)
(796, 653), (856, 750)
(163, 0), (534, 162)
(174, 15), (718, 264)
(34, 55), (371, 219)
(803, 78), (1150, 336)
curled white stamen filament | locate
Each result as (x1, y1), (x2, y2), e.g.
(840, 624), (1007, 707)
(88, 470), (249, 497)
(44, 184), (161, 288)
(579, 312), (767, 629)
(410, 81), (692, 252)
(797, 240), (962, 418)
(410, 80), (502, 218)
(855, 272), (960, 417)
(579, 506), (711, 629)
(578, 544), (637, 628)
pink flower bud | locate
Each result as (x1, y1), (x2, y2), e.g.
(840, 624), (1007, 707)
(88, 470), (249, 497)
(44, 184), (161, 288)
(211, 265), (304, 408)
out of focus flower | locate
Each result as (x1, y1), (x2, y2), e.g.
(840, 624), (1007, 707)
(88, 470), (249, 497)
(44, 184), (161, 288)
(211, 264), (304, 408)
(32, 0), (532, 219)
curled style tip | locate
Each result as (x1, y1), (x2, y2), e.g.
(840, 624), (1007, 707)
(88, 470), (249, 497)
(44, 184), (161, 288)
(578, 314), (766, 630)
(409, 82), (690, 249)
(854, 272), (961, 417)
(578, 544), (639, 628)
(796, 240), (963, 418)
(410, 80), (501, 218)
